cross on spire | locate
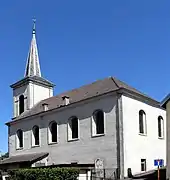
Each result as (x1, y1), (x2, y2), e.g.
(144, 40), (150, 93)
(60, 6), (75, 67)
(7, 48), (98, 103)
(32, 18), (36, 34)
(24, 19), (41, 77)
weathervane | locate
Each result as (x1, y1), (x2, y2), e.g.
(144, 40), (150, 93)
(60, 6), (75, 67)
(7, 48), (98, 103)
(32, 18), (36, 34)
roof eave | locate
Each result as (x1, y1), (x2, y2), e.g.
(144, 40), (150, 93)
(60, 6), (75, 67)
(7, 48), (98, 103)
(10, 77), (29, 88)
(160, 93), (170, 109)
(118, 88), (163, 109)
(6, 87), (163, 126)
(6, 90), (119, 125)
(0, 152), (49, 165)
(10, 76), (55, 89)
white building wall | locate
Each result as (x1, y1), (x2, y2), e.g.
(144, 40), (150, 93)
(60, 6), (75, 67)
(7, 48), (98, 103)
(13, 85), (28, 117)
(9, 94), (118, 173)
(12, 82), (53, 117)
(30, 83), (52, 108)
(122, 95), (166, 176)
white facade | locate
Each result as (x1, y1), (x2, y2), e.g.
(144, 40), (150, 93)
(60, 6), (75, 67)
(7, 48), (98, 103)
(122, 95), (166, 176)
(8, 92), (167, 178)
(13, 82), (53, 118)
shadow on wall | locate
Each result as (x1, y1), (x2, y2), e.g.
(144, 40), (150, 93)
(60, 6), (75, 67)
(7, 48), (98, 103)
(10, 94), (117, 136)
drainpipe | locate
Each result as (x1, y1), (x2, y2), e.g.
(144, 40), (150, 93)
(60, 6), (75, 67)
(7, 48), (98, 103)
(116, 94), (124, 179)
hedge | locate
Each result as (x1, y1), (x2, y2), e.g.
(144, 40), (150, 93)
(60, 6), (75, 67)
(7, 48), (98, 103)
(8, 167), (79, 180)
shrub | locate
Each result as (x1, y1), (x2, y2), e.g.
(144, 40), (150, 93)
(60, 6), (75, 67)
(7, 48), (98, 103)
(8, 167), (79, 180)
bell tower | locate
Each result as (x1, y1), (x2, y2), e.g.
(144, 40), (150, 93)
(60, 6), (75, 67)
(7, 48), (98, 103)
(10, 20), (55, 118)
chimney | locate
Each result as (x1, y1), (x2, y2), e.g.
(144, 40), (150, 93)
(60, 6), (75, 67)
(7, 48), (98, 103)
(62, 96), (70, 105)
(42, 103), (48, 111)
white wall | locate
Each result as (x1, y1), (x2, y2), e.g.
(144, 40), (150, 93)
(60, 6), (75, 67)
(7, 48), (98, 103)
(12, 82), (53, 117)
(13, 85), (28, 117)
(122, 95), (166, 177)
(30, 83), (52, 108)
(9, 94), (118, 173)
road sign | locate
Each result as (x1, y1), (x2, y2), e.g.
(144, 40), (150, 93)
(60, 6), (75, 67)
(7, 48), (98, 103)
(154, 159), (164, 166)
(154, 159), (164, 180)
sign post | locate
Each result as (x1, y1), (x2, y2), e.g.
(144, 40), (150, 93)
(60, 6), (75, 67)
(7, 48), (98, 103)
(154, 159), (164, 180)
(157, 163), (160, 180)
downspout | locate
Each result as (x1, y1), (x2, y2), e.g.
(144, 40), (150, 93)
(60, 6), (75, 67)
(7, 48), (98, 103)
(8, 125), (10, 156)
(116, 93), (124, 179)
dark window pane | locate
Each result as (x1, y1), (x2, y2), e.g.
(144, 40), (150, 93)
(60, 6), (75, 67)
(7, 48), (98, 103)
(95, 110), (104, 134)
(17, 130), (23, 148)
(34, 126), (39, 145)
(141, 159), (146, 171)
(139, 111), (144, 134)
(51, 122), (57, 142)
(19, 95), (24, 114)
(158, 117), (162, 137)
(71, 117), (78, 139)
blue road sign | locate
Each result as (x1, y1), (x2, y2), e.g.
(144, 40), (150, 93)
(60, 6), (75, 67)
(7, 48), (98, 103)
(154, 159), (164, 166)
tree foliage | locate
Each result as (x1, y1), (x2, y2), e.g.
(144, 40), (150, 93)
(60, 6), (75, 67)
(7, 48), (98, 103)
(1, 152), (9, 160)
(8, 167), (79, 180)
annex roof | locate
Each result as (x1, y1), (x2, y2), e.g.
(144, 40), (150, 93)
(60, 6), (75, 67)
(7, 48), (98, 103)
(0, 152), (48, 165)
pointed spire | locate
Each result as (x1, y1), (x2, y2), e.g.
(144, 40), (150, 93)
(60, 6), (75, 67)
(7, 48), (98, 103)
(24, 19), (41, 77)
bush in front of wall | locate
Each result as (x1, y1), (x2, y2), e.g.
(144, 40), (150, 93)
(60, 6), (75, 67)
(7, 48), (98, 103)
(8, 167), (79, 180)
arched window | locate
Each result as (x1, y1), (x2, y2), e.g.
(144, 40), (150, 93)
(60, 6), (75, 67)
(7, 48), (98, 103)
(139, 110), (146, 134)
(68, 116), (79, 140)
(158, 116), (164, 138)
(48, 121), (57, 143)
(16, 129), (23, 148)
(32, 125), (39, 146)
(92, 110), (104, 136)
(19, 95), (24, 114)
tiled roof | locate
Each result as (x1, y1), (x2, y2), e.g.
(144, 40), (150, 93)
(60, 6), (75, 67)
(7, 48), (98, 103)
(9, 77), (160, 123)
(0, 152), (48, 165)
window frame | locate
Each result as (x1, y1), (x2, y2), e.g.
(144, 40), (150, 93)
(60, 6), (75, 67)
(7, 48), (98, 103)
(67, 116), (79, 142)
(91, 109), (105, 137)
(19, 95), (25, 115)
(139, 110), (147, 135)
(158, 116), (164, 139)
(48, 121), (58, 145)
(31, 125), (40, 147)
(16, 129), (23, 150)
(141, 159), (146, 171)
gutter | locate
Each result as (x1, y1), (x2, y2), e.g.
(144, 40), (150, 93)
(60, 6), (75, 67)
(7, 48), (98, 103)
(6, 88), (163, 126)
(6, 90), (118, 126)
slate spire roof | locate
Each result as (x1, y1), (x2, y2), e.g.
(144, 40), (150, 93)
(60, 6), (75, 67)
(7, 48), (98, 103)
(24, 19), (41, 77)
(10, 20), (54, 89)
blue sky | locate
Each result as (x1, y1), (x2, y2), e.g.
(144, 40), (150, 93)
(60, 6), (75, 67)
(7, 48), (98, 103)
(0, 1), (169, 153)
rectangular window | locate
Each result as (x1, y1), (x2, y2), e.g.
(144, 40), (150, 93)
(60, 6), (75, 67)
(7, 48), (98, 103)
(139, 110), (146, 135)
(92, 110), (105, 136)
(141, 159), (146, 171)
(139, 115), (144, 134)
(16, 129), (23, 149)
(68, 117), (79, 141)
(158, 116), (164, 138)
(72, 118), (78, 139)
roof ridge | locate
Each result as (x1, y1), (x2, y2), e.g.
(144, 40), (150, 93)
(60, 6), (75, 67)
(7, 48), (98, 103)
(110, 76), (120, 88)
(52, 78), (108, 97)
(9, 76), (162, 124)
(24, 77), (110, 106)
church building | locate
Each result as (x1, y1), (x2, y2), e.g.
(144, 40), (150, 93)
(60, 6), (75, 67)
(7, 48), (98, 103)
(0, 22), (166, 179)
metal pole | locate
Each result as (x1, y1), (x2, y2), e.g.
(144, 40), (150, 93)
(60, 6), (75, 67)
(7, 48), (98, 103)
(158, 165), (160, 180)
